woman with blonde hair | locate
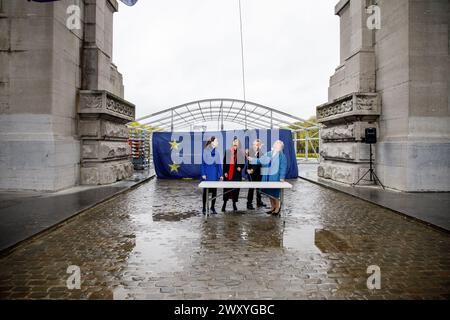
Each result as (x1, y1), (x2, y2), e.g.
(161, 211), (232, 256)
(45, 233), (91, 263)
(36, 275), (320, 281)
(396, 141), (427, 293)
(249, 140), (287, 216)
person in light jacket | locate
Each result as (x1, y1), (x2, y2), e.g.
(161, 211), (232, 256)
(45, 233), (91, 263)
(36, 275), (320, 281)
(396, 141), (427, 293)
(201, 136), (223, 215)
(249, 140), (287, 216)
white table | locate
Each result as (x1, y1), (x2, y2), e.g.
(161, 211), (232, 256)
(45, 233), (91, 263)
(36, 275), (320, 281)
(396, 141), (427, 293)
(198, 181), (293, 217)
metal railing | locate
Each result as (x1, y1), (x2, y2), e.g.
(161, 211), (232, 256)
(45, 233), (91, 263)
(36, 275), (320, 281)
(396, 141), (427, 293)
(292, 128), (320, 163)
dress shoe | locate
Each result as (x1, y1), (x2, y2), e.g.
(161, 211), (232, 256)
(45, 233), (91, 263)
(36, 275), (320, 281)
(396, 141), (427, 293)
(272, 208), (281, 216)
(257, 202), (267, 208)
(266, 210), (274, 215)
(233, 203), (238, 211)
(221, 203), (227, 212)
(247, 204), (256, 210)
(211, 208), (218, 215)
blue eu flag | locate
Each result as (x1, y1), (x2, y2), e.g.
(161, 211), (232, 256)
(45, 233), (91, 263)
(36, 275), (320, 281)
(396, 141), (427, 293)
(152, 132), (201, 179)
(119, 0), (138, 6)
(152, 129), (299, 180)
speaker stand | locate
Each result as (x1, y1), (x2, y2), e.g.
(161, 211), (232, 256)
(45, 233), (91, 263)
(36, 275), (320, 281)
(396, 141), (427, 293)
(353, 144), (385, 190)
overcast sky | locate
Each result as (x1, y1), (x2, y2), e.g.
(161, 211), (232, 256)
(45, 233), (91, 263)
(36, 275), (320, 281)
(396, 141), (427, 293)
(113, 0), (340, 125)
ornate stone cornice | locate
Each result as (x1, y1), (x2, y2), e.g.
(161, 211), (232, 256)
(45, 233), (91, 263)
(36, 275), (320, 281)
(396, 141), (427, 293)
(78, 90), (135, 122)
(316, 93), (380, 124)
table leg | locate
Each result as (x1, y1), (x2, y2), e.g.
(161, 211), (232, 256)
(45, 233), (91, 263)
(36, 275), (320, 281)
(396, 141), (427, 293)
(206, 188), (210, 217)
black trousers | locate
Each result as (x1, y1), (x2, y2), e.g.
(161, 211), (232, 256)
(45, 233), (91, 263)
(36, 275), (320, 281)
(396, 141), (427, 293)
(247, 188), (262, 205)
(223, 188), (240, 203)
(203, 188), (217, 210)
(247, 173), (262, 205)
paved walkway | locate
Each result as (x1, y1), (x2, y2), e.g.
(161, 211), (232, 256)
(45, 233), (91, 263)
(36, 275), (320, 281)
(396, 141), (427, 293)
(0, 170), (154, 252)
(0, 179), (449, 300)
(299, 163), (450, 232)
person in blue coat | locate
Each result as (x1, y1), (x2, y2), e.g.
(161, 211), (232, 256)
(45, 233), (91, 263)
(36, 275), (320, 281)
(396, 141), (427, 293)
(201, 136), (223, 215)
(249, 140), (287, 216)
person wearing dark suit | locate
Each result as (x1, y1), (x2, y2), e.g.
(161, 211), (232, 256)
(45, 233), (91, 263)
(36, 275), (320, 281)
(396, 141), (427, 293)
(201, 136), (223, 215)
(222, 137), (245, 212)
(245, 139), (266, 210)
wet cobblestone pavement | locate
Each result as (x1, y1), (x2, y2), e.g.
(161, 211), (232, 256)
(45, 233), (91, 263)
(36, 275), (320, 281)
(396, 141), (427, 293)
(0, 179), (449, 300)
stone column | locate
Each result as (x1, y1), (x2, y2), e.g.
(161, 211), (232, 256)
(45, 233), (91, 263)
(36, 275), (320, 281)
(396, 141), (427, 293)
(317, 0), (379, 185)
(78, 90), (134, 185)
(328, 0), (376, 101)
(0, 0), (83, 191)
(319, 0), (450, 191)
(82, 0), (124, 97)
(78, 0), (135, 185)
(374, 0), (450, 192)
(0, 0), (134, 191)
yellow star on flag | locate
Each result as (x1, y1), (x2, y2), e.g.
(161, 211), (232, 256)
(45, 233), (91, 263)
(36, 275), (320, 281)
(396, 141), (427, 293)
(169, 140), (180, 150)
(169, 162), (180, 173)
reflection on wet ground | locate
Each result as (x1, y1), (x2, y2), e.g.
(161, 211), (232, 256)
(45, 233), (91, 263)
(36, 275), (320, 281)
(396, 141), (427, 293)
(0, 179), (449, 300)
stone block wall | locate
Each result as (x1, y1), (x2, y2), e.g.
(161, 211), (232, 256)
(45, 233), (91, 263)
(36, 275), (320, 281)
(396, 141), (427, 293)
(316, 0), (379, 186)
(329, 0), (376, 101)
(0, 0), (83, 191)
(82, 0), (124, 97)
(374, 0), (450, 192)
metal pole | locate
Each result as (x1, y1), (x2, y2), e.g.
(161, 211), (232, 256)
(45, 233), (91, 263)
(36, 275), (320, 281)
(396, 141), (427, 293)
(318, 127), (322, 164)
(305, 131), (309, 161)
(206, 188), (210, 217)
(245, 104), (247, 130)
(149, 131), (153, 171)
(369, 144), (373, 182)
(221, 110), (224, 130)
(293, 131), (297, 158)
(220, 102), (224, 130)
(171, 109), (174, 131)
(270, 111), (273, 129)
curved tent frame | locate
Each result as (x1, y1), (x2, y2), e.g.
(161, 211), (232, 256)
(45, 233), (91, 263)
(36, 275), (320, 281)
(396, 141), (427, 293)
(130, 98), (320, 132)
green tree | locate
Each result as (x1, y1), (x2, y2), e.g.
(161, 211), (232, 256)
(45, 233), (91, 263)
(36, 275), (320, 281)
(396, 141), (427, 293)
(289, 117), (320, 158)
(127, 122), (162, 134)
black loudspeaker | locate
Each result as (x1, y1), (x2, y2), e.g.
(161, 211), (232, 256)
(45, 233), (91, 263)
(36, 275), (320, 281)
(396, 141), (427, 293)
(365, 128), (377, 144)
